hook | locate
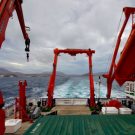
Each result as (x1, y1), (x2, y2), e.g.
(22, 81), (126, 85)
(26, 53), (29, 62)
(25, 38), (30, 62)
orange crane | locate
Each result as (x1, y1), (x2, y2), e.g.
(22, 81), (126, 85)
(103, 7), (135, 98)
(47, 48), (95, 108)
(0, 0), (30, 61)
(0, 1), (30, 134)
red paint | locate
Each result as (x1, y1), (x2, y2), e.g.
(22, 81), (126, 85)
(104, 99), (122, 109)
(18, 80), (27, 120)
(15, 81), (32, 122)
(0, 91), (5, 135)
(0, 109), (5, 135)
(0, 0), (30, 60)
(0, 91), (4, 105)
(47, 48), (95, 107)
(89, 54), (95, 107)
(103, 7), (135, 98)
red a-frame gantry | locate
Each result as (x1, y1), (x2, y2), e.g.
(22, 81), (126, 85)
(47, 48), (95, 107)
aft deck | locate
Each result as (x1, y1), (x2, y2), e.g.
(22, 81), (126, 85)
(24, 114), (135, 135)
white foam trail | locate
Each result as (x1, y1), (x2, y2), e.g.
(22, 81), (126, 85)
(4, 80), (125, 108)
(54, 78), (125, 98)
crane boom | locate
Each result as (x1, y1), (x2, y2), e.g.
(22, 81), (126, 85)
(0, 0), (30, 60)
(103, 7), (135, 98)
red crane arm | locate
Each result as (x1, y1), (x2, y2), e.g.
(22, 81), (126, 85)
(0, 0), (15, 46)
(15, 0), (29, 40)
(103, 7), (135, 98)
(0, 0), (30, 60)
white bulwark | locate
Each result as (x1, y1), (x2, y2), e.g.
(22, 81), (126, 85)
(55, 98), (88, 106)
(124, 81), (135, 100)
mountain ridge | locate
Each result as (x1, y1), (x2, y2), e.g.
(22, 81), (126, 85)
(0, 68), (66, 77)
(0, 68), (105, 77)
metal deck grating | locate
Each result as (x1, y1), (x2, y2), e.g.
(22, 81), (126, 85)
(24, 114), (135, 135)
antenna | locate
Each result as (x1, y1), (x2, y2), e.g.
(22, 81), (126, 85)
(98, 76), (101, 100)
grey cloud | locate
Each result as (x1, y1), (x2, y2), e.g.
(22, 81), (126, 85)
(0, 0), (134, 74)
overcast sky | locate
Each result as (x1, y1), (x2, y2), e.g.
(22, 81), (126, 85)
(0, 0), (135, 74)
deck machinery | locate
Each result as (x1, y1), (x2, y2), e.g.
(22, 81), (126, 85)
(0, 3), (135, 134)
(0, 0), (30, 134)
(103, 7), (135, 98)
(47, 48), (95, 107)
(0, 0), (30, 61)
(0, 91), (5, 135)
(14, 80), (32, 123)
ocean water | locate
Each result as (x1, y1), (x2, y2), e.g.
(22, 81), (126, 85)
(0, 76), (125, 106)
(54, 76), (126, 98)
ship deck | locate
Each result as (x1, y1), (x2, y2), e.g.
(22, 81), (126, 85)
(24, 114), (135, 135)
(51, 105), (91, 115)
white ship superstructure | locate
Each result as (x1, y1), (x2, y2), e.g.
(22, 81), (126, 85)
(124, 81), (135, 99)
